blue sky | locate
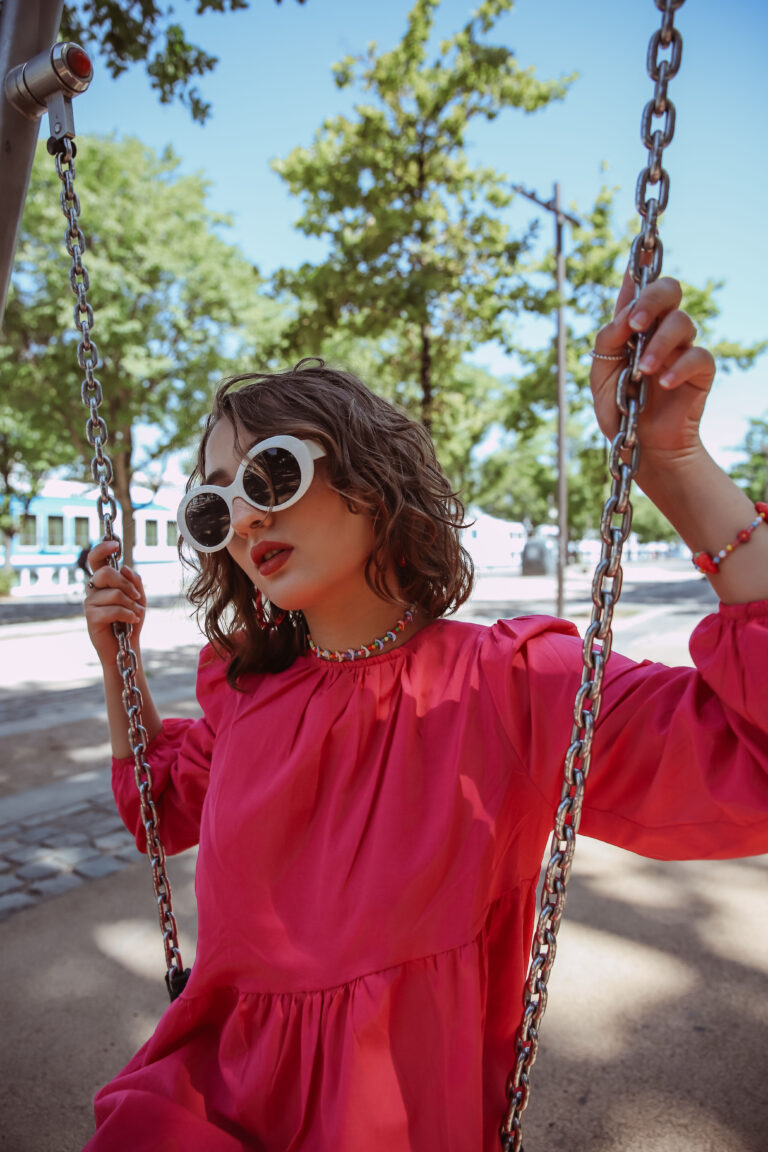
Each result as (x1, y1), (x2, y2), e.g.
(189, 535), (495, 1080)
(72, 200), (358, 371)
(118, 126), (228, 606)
(68, 0), (767, 473)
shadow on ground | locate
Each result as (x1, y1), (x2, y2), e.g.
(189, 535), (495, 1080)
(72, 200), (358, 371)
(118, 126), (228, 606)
(519, 848), (768, 1151)
(1, 842), (766, 1152)
(0, 644), (202, 798)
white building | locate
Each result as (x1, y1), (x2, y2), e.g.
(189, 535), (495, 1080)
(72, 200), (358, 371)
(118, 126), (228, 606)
(462, 509), (527, 571)
(4, 479), (184, 597)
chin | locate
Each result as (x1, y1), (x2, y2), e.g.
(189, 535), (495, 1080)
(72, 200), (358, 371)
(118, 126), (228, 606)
(253, 578), (306, 613)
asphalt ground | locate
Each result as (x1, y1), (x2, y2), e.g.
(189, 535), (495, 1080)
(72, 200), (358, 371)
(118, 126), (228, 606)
(1, 562), (766, 1152)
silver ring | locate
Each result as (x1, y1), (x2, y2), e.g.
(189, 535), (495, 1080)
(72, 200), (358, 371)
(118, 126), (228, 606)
(86, 579), (95, 591)
(590, 349), (627, 362)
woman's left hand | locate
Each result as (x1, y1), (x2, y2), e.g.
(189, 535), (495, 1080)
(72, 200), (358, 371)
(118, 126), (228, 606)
(590, 266), (716, 467)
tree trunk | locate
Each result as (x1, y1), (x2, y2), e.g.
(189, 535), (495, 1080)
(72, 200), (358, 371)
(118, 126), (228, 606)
(111, 430), (135, 569)
(2, 529), (14, 573)
(420, 321), (432, 434)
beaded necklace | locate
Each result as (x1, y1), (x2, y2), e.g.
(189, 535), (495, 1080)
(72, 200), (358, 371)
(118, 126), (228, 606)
(307, 608), (415, 662)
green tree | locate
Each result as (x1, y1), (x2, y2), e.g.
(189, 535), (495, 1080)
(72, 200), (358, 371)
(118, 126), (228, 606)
(566, 433), (608, 542)
(730, 416), (768, 503)
(497, 186), (627, 439)
(474, 423), (682, 547)
(499, 185), (766, 440)
(270, 0), (574, 452)
(486, 184), (767, 534)
(59, 0), (306, 123)
(473, 415), (606, 537)
(473, 425), (554, 528)
(627, 494), (680, 545)
(2, 134), (282, 566)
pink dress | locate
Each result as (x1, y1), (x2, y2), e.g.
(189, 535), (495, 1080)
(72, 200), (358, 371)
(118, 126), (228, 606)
(86, 607), (768, 1151)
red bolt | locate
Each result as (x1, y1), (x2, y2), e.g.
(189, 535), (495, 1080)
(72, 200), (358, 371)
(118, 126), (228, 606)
(65, 45), (92, 79)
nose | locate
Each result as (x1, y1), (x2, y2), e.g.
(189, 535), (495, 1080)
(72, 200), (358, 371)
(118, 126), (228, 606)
(231, 497), (273, 537)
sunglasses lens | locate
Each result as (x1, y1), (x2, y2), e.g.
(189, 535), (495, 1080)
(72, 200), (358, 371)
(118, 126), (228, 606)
(184, 491), (230, 549)
(243, 447), (302, 508)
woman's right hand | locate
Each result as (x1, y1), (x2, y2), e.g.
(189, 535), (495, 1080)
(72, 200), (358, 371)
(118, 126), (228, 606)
(84, 540), (146, 667)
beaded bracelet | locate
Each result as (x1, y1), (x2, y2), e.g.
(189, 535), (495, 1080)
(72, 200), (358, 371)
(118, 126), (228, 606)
(692, 502), (768, 574)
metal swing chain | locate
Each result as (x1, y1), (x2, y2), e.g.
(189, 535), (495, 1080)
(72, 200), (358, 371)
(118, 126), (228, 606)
(52, 137), (190, 1001)
(499, 2), (685, 1148)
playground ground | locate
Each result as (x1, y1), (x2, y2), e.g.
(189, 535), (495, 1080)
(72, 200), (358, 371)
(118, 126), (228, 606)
(1, 561), (766, 1152)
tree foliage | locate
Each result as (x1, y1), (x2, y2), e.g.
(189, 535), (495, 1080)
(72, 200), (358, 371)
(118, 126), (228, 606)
(730, 416), (768, 503)
(498, 186), (766, 440)
(472, 425), (555, 528)
(270, 0), (574, 449)
(59, 0), (306, 123)
(627, 493), (681, 545)
(268, 0), (764, 528)
(2, 135), (281, 565)
(50, 1), (767, 553)
(476, 182), (768, 536)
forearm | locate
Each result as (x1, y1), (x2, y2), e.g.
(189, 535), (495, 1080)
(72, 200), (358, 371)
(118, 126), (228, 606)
(101, 646), (163, 758)
(636, 445), (768, 605)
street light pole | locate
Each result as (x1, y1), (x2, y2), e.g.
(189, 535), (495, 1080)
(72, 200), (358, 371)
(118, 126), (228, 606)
(512, 181), (581, 617)
(553, 182), (568, 619)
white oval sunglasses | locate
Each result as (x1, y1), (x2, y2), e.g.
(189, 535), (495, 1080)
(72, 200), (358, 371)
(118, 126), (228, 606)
(177, 434), (326, 553)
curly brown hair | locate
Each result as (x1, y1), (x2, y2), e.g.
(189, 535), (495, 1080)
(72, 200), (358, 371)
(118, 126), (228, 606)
(181, 358), (474, 687)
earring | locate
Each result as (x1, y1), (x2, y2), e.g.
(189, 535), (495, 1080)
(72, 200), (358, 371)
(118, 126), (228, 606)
(255, 588), (286, 630)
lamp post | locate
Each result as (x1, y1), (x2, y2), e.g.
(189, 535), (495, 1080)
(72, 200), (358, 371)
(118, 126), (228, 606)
(512, 181), (581, 617)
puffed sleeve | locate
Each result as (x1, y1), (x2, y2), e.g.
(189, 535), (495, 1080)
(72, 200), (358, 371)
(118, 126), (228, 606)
(486, 601), (768, 861)
(111, 644), (229, 854)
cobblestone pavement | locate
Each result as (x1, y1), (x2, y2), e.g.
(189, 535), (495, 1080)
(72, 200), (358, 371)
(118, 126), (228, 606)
(0, 788), (140, 921)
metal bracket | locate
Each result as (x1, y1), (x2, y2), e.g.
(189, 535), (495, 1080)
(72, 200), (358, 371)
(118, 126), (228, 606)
(5, 41), (92, 139)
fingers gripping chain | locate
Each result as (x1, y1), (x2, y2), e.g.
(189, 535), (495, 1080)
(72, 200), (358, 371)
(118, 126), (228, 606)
(52, 136), (190, 1002)
(498, 4), (686, 1148)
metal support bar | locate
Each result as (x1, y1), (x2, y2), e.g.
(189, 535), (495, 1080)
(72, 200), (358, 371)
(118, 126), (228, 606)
(511, 182), (583, 618)
(0, 0), (65, 322)
(553, 182), (569, 618)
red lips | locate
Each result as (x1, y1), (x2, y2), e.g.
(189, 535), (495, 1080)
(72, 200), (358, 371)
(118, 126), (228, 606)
(250, 541), (293, 575)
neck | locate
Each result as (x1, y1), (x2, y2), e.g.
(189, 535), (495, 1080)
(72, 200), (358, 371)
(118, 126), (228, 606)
(303, 594), (420, 656)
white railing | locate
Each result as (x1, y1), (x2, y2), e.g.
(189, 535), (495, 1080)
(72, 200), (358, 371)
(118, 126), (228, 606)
(7, 558), (183, 598)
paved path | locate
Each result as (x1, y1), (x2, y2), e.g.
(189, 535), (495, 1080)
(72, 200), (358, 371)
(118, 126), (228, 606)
(0, 596), (202, 921)
(0, 776), (133, 920)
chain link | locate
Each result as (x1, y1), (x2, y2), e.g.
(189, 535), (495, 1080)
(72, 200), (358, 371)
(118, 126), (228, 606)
(498, 2), (685, 1147)
(51, 137), (189, 1002)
